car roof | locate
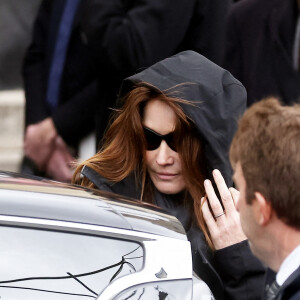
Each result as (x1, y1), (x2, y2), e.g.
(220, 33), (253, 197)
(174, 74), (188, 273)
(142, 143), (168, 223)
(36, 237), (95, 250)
(0, 171), (186, 240)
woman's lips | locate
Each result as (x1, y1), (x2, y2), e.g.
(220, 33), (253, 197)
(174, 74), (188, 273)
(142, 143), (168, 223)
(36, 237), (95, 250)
(155, 172), (178, 180)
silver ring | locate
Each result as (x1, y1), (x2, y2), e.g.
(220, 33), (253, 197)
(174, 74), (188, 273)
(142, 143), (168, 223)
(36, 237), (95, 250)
(214, 212), (225, 219)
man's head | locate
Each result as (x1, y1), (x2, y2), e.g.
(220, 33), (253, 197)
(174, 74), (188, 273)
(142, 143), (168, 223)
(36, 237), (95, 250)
(230, 97), (300, 228)
(230, 98), (300, 265)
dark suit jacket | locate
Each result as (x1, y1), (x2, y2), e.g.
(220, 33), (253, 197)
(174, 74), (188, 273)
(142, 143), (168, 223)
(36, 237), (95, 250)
(225, 0), (300, 106)
(80, 0), (232, 146)
(278, 266), (300, 300)
(25, 0), (233, 148)
(23, 0), (98, 148)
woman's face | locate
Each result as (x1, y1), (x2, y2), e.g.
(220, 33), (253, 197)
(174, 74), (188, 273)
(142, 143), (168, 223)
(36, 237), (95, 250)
(143, 99), (186, 194)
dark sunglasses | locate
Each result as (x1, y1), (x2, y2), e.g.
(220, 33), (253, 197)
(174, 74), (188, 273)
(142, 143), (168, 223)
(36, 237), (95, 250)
(143, 126), (177, 151)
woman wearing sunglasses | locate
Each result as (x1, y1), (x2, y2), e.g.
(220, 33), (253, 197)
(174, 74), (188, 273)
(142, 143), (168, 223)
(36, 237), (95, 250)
(73, 51), (265, 299)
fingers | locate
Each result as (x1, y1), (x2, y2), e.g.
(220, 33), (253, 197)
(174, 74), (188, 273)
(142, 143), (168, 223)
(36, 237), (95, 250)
(201, 171), (246, 249)
(55, 136), (75, 163)
(201, 196), (218, 234)
(46, 148), (73, 182)
(204, 179), (224, 219)
(24, 122), (57, 169)
(229, 187), (240, 206)
(212, 169), (236, 214)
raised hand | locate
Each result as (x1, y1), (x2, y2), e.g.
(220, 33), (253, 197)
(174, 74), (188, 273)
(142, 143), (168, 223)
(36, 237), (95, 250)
(201, 169), (246, 250)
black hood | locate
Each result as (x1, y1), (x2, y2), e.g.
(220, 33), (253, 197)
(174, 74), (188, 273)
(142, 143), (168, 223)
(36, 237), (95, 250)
(119, 51), (246, 185)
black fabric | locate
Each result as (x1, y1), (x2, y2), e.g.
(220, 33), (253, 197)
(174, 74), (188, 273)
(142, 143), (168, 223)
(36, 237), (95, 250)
(276, 266), (300, 300)
(225, 0), (300, 106)
(80, 0), (231, 145)
(81, 166), (141, 200)
(82, 51), (266, 299)
(23, 0), (98, 147)
(24, 0), (232, 149)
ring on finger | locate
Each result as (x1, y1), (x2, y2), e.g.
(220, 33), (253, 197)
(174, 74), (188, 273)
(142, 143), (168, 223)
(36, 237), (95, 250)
(214, 212), (225, 219)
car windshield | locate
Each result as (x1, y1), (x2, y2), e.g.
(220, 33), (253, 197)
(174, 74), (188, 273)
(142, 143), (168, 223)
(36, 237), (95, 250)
(0, 226), (143, 299)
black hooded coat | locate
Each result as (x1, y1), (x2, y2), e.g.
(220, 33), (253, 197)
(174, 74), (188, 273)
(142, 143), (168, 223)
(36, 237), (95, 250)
(82, 51), (266, 299)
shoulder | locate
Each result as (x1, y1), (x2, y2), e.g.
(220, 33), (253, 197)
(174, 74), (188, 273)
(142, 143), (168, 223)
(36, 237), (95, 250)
(81, 166), (141, 199)
(214, 240), (266, 277)
(81, 165), (113, 192)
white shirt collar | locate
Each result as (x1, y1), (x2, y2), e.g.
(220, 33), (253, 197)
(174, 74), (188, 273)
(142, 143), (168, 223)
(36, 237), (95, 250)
(276, 244), (300, 286)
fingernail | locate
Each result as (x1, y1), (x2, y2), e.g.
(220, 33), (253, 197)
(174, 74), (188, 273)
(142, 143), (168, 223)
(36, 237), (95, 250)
(213, 169), (220, 176)
(204, 179), (210, 186)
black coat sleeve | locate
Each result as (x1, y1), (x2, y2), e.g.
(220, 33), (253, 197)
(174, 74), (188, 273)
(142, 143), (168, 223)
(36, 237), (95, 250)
(51, 80), (97, 147)
(223, 4), (242, 79)
(214, 240), (266, 300)
(81, 0), (232, 72)
(80, 0), (199, 74)
(188, 225), (266, 300)
(190, 0), (232, 66)
(22, 0), (51, 126)
(23, 0), (97, 147)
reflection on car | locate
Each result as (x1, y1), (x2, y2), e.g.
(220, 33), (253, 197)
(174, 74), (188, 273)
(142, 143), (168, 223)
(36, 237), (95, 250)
(0, 171), (213, 299)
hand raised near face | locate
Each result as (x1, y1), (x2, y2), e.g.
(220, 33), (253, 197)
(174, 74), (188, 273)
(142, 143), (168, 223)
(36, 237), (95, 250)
(201, 169), (246, 250)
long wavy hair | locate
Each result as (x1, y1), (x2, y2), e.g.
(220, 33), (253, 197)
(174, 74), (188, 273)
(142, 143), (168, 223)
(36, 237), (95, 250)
(73, 82), (212, 248)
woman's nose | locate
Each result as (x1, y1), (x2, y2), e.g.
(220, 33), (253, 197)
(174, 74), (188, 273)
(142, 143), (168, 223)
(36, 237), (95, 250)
(155, 140), (174, 165)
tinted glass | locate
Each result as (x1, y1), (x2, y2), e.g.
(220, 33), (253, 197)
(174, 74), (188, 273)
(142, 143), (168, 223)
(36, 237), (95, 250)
(0, 226), (143, 299)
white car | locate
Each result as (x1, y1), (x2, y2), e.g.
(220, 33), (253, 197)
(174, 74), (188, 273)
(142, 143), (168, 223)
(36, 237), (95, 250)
(0, 171), (213, 300)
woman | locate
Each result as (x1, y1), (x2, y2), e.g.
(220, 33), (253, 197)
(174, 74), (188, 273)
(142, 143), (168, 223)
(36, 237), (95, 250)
(73, 51), (265, 299)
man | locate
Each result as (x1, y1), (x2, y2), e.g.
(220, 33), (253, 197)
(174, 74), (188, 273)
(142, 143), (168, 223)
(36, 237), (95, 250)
(225, 0), (300, 106)
(23, 0), (98, 182)
(229, 98), (300, 299)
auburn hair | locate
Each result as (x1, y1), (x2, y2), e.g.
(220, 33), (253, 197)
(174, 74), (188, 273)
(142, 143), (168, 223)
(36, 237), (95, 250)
(73, 83), (212, 248)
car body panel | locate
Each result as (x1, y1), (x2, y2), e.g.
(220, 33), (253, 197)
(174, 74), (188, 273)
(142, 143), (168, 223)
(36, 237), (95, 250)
(0, 172), (186, 240)
(0, 172), (196, 299)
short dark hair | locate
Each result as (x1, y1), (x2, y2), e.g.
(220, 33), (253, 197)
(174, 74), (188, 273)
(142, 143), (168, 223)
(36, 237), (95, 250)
(230, 97), (300, 229)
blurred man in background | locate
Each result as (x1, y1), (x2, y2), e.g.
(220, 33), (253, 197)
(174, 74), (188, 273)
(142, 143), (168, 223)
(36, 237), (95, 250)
(225, 0), (300, 106)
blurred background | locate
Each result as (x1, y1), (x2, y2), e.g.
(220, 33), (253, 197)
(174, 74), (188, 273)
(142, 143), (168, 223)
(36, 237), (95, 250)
(1, 0), (299, 177)
(0, 0), (41, 172)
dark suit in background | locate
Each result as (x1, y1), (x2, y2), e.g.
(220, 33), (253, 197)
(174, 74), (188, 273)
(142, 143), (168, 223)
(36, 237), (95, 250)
(225, 0), (300, 106)
(23, 0), (97, 148)
(23, 0), (232, 180)
(22, 0), (98, 181)
(80, 0), (232, 146)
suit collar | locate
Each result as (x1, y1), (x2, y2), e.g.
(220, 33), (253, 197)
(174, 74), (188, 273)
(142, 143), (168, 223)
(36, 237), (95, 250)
(278, 266), (300, 299)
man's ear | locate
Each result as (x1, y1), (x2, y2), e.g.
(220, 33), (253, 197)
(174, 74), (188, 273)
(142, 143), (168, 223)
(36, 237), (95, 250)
(253, 192), (272, 226)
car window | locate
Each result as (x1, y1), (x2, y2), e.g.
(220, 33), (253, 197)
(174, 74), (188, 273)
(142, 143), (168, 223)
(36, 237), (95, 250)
(0, 226), (143, 299)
